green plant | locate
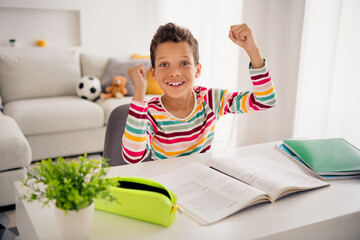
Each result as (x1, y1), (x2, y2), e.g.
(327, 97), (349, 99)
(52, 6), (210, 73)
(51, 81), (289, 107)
(22, 154), (117, 212)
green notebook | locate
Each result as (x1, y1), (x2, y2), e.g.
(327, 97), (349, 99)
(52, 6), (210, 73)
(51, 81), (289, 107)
(283, 138), (360, 175)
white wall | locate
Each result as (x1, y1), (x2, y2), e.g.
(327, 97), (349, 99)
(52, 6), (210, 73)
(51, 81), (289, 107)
(0, 0), (157, 58)
(0, 7), (81, 47)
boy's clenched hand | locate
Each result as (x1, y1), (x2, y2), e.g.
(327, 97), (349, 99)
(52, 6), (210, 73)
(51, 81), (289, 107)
(128, 64), (147, 102)
(229, 23), (257, 52)
(229, 23), (264, 69)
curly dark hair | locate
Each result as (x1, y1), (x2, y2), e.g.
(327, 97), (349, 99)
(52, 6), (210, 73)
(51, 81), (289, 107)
(150, 22), (199, 68)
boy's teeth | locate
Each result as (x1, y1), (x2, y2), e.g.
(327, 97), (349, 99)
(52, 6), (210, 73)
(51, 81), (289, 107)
(168, 81), (184, 86)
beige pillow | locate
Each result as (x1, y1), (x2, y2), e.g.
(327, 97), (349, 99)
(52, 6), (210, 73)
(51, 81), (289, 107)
(80, 53), (109, 79)
(0, 50), (80, 104)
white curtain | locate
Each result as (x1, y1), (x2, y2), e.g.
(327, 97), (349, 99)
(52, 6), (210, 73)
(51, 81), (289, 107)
(294, 0), (360, 148)
(154, 0), (243, 149)
(234, 0), (305, 146)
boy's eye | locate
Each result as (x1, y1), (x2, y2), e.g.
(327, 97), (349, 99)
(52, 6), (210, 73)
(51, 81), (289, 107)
(181, 62), (190, 66)
(159, 63), (168, 67)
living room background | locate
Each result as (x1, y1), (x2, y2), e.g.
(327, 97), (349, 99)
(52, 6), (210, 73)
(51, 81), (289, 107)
(1, 0), (359, 149)
(0, 0), (244, 149)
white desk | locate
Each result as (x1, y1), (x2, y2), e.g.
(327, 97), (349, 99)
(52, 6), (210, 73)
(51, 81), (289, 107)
(14, 141), (360, 240)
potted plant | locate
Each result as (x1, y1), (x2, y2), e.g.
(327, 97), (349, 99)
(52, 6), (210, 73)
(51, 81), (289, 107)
(22, 154), (116, 240)
(9, 39), (16, 47)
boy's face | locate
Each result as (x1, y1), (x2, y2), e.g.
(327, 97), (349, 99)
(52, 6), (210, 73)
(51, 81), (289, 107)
(151, 41), (201, 99)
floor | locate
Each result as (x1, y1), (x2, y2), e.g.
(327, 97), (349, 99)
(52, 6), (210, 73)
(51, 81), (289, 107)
(0, 153), (103, 240)
(0, 205), (19, 240)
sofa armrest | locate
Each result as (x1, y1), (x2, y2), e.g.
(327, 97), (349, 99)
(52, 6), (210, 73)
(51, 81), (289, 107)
(0, 112), (31, 171)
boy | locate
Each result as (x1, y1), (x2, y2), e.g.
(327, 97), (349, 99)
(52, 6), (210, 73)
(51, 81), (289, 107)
(124, 22), (276, 163)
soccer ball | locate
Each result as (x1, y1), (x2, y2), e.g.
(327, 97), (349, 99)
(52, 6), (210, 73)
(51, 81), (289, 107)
(76, 76), (101, 101)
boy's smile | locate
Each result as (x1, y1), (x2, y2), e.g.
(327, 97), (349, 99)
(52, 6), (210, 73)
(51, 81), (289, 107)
(151, 41), (201, 100)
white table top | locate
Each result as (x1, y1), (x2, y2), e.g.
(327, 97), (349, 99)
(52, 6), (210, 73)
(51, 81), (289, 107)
(14, 141), (360, 240)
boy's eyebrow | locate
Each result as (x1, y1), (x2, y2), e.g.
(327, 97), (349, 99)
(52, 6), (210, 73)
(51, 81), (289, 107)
(157, 55), (192, 61)
(157, 56), (168, 61)
(179, 55), (192, 60)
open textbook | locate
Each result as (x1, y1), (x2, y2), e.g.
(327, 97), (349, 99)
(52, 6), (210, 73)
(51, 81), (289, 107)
(154, 154), (330, 225)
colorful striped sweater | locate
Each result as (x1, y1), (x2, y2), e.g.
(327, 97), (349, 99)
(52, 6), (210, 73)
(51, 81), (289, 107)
(122, 62), (276, 164)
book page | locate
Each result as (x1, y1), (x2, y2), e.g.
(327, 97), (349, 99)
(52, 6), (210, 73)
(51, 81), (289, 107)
(154, 162), (269, 225)
(209, 154), (330, 201)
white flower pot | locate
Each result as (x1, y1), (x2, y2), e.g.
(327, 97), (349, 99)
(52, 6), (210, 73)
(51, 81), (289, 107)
(54, 202), (95, 240)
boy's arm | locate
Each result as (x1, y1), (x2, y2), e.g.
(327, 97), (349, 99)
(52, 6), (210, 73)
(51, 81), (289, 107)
(229, 23), (264, 69)
(208, 62), (276, 116)
(208, 24), (276, 116)
(122, 100), (153, 164)
(224, 23), (275, 113)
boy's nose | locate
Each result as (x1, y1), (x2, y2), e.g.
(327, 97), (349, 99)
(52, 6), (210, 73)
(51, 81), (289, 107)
(169, 67), (181, 77)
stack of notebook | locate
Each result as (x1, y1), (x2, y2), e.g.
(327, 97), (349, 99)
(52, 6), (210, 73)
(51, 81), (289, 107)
(276, 138), (360, 180)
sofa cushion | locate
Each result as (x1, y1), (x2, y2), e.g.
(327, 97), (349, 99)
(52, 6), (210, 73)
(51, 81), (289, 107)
(131, 54), (163, 95)
(96, 97), (134, 124)
(4, 96), (104, 136)
(96, 95), (158, 123)
(101, 58), (151, 96)
(0, 50), (80, 104)
(80, 53), (109, 79)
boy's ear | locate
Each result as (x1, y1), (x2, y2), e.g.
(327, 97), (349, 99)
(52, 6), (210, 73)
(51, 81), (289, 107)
(150, 66), (156, 79)
(195, 64), (202, 78)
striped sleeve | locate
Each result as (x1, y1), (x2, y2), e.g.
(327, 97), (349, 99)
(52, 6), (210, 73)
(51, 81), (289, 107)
(207, 61), (276, 116)
(122, 100), (153, 164)
(248, 61), (276, 110)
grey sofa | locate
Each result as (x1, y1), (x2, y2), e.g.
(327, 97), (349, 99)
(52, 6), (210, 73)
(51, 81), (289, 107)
(0, 48), (156, 206)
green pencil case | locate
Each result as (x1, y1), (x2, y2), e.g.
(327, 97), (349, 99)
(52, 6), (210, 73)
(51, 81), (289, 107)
(94, 176), (178, 227)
